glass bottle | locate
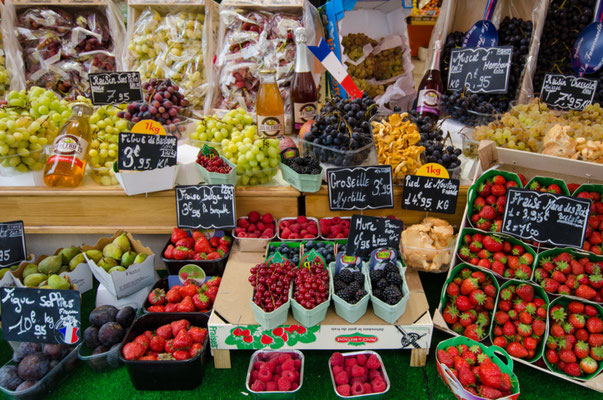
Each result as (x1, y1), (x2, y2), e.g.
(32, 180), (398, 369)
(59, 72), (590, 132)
(256, 69), (285, 137)
(291, 27), (318, 134)
(43, 103), (92, 187)
(415, 40), (444, 120)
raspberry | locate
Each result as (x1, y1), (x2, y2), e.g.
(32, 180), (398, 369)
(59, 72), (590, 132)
(263, 360), (276, 373)
(282, 359), (295, 371)
(363, 382), (372, 394)
(251, 380), (266, 392)
(344, 357), (358, 368)
(281, 370), (295, 382)
(351, 365), (365, 378)
(271, 374), (280, 383)
(366, 354), (381, 369)
(335, 371), (349, 385)
(294, 359), (302, 370)
(351, 381), (365, 395)
(356, 353), (367, 366)
(372, 378), (387, 393)
(258, 367), (272, 382)
(266, 381), (277, 391)
(262, 213), (274, 224)
(249, 211), (261, 223)
(252, 370), (259, 381)
(332, 365), (344, 376)
(291, 382), (299, 391)
(275, 366), (282, 375)
(369, 369), (381, 380)
(337, 384), (351, 396)
(331, 352), (344, 367)
(278, 377), (292, 391)
(278, 353), (292, 364)
(253, 361), (264, 371)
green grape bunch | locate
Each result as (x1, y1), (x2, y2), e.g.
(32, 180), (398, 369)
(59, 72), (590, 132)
(87, 105), (128, 185)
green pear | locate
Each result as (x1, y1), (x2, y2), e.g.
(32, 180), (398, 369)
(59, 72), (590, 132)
(22, 264), (39, 279)
(112, 233), (131, 252)
(121, 251), (137, 268)
(85, 249), (103, 263)
(0, 268), (10, 279)
(133, 253), (148, 265)
(58, 247), (80, 264)
(69, 253), (86, 271)
(108, 266), (126, 274)
(98, 257), (118, 272)
(102, 243), (123, 260)
(48, 275), (70, 290)
(23, 273), (47, 287)
(38, 255), (62, 275)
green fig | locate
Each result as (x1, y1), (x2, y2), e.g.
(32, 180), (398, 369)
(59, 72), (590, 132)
(0, 268), (10, 279)
(112, 233), (131, 252)
(98, 257), (118, 272)
(133, 253), (148, 265)
(69, 253), (86, 271)
(38, 255), (62, 275)
(120, 251), (137, 268)
(48, 275), (71, 290)
(57, 265), (69, 274)
(58, 247), (80, 264)
(22, 264), (39, 279)
(85, 249), (103, 263)
(23, 273), (47, 287)
(102, 243), (123, 260)
(108, 266), (126, 274)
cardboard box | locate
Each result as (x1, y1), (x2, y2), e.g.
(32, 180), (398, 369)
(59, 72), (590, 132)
(114, 165), (180, 196)
(81, 230), (156, 299)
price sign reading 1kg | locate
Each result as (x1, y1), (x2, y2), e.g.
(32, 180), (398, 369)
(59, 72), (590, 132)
(327, 165), (394, 211)
(117, 132), (177, 171)
(0, 287), (81, 344)
(448, 46), (513, 93)
(502, 187), (591, 248)
(540, 74), (598, 110)
(175, 185), (236, 229)
(0, 221), (27, 268)
(88, 72), (143, 106)
(402, 175), (460, 214)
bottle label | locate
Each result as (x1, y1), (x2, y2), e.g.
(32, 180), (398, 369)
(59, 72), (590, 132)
(257, 114), (284, 137)
(47, 134), (88, 168)
(416, 89), (441, 116)
(293, 102), (317, 130)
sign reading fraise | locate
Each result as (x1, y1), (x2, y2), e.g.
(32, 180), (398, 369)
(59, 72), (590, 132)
(175, 185), (236, 230)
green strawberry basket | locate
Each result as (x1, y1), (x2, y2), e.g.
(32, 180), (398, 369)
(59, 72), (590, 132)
(543, 297), (603, 381)
(456, 228), (537, 281)
(279, 162), (323, 193)
(328, 262), (370, 324)
(365, 260), (410, 324)
(466, 169), (523, 229)
(573, 184), (603, 255)
(525, 176), (570, 196)
(436, 336), (520, 400)
(196, 155), (237, 185)
(488, 279), (550, 364)
(439, 263), (500, 342)
(290, 251), (332, 327)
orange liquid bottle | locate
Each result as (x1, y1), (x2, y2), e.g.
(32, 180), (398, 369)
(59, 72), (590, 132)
(43, 103), (93, 187)
(256, 69), (285, 137)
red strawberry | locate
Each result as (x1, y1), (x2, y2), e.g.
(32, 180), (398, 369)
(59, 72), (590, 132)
(576, 285), (597, 300)
(122, 342), (145, 360)
(559, 349), (577, 363)
(443, 305), (459, 325)
(478, 361), (502, 389)
(166, 287), (182, 303)
(574, 341), (590, 359)
(455, 296), (472, 312)
(437, 349), (454, 367)
(177, 296), (195, 312)
(170, 319), (191, 337)
(480, 386), (502, 400)
(506, 342), (528, 358)
(546, 349), (559, 364)
(458, 367), (476, 386)
(460, 278), (479, 295)
(587, 317), (603, 334)
(515, 284), (534, 302)
(464, 324), (484, 341)
(479, 206), (497, 220)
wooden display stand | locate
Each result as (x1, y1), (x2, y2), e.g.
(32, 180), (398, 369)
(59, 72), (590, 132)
(208, 244), (433, 369)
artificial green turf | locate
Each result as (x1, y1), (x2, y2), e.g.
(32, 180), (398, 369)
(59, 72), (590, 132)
(0, 274), (600, 399)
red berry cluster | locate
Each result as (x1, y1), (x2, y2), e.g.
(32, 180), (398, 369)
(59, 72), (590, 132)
(146, 278), (220, 313)
(491, 283), (547, 359)
(249, 261), (297, 312)
(437, 344), (514, 399)
(249, 352), (302, 392)
(279, 216), (318, 240)
(319, 217), (350, 239)
(235, 211), (275, 239)
(575, 190), (603, 255)
(330, 352), (387, 397)
(196, 154), (232, 174)
(470, 174), (519, 232)
(534, 251), (603, 302)
(527, 180), (563, 194)
(293, 260), (329, 310)
(546, 300), (603, 378)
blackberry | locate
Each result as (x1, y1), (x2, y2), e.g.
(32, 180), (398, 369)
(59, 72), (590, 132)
(369, 269), (384, 282)
(348, 281), (361, 293)
(283, 156), (321, 175)
(384, 261), (398, 275)
(352, 271), (364, 284)
(376, 278), (389, 290)
(334, 279), (347, 292)
(373, 288), (383, 299)
(382, 285), (402, 305)
(355, 289), (367, 300)
(386, 272), (402, 287)
(338, 268), (355, 284)
(337, 286), (356, 303)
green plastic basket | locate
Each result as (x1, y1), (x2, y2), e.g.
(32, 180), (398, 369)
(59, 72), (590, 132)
(279, 162), (322, 193)
(196, 156), (237, 185)
(250, 285), (293, 330)
(328, 262), (370, 323)
(525, 176), (570, 195)
(365, 261), (410, 324)
(265, 242), (302, 265)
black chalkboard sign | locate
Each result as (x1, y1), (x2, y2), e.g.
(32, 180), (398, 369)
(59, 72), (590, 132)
(117, 132), (177, 171)
(402, 175), (460, 214)
(175, 185), (236, 229)
(448, 46), (513, 93)
(502, 187), (591, 248)
(540, 74), (598, 110)
(346, 215), (404, 258)
(0, 221), (26, 268)
(327, 166), (394, 211)
(0, 287), (81, 344)
(88, 72), (143, 105)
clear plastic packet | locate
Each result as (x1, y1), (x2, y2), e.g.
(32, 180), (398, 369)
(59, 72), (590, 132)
(216, 61), (259, 110)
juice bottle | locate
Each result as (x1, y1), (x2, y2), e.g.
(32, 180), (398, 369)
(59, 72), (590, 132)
(415, 39), (443, 120)
(291, 27), (318, 134)
(256, 69), (285, 137)
(43, 103), (92, 187)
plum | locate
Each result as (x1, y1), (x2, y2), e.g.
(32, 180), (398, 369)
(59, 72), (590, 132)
(43, 344), (69, 360)
(0, 365), (24, 390)
(89, 305), (118, 328)
(98, 322), (124, 347)
(49, 360), (60, 370)
(17, 353), (50, 381)
(84, 326), (100, 349)
(16, 380), (37, 391)
(115, 306), (135, 328)
(12, 342), (41, 363)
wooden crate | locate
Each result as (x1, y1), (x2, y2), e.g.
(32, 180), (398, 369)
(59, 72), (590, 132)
(208, 244), (433, 369)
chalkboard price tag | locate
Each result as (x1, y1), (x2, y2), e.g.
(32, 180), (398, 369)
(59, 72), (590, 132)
(117, 132), (177, 171)
(327, 166), (394, 211)
(88, 72), (143, 105)
(540, 74), (598, 110)
(448, 46), (513, 93)
(0, 221), (27, 268)
(502, 187), (591, 248)
(346, 215), (404, 258)
(175, 184), (236, 229)
(0, 287), (81, 344)
(402, 175), (459, 214)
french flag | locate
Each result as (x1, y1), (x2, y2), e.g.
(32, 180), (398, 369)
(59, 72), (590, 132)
(59, 326), (79, 344)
